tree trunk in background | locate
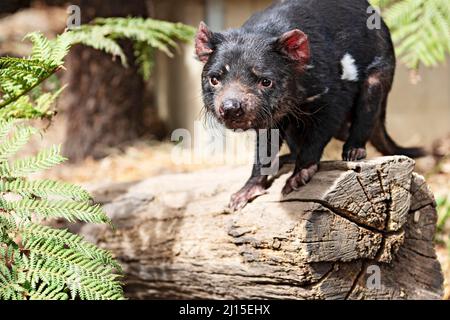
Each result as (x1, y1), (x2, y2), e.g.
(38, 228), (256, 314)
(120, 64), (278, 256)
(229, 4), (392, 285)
(62, 0), (153, 162)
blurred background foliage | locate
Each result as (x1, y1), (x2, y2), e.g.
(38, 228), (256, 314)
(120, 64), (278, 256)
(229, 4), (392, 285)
(371, 0), (450, 68)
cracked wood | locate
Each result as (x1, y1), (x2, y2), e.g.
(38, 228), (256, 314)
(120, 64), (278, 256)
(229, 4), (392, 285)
(71, 156), (443, 300)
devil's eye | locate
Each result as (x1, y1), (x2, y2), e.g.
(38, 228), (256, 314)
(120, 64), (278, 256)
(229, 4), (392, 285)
(260, 78), (273, 88)
(209, 77), (220, 87)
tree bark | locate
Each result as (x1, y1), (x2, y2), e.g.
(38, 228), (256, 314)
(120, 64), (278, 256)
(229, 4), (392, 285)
(61, 0), (156, 162)
(75, 156), (444, 299)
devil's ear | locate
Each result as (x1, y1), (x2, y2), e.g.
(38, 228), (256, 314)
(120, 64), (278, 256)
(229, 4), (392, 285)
(276, 29), (310, 65)
(195, 21), (214, 63)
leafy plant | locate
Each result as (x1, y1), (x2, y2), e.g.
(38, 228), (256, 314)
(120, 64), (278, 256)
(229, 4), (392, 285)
(70, 17), (195, 80)
(436, 194), (450, 251)
(0, 17), (195, 300)
(0, 17), (195, 116)
(370, 0), (450, 69)
(0, 121), (123, 300)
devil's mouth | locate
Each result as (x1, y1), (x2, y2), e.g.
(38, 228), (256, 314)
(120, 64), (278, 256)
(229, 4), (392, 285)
(222, 118), (255, 131)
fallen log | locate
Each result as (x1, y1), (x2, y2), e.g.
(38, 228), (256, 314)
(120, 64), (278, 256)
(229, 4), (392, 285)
(75, 156), (443, 299)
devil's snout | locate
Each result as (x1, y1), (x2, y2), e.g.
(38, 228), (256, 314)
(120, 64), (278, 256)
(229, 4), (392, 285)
(219, 99), (244, 120)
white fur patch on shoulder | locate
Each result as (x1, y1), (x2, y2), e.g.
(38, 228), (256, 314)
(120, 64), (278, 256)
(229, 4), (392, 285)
(341, 53), (359, 81)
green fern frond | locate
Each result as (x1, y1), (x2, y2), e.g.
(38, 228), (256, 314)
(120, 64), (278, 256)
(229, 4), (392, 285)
(0, 264), (25, 300)
(48, 33), (73, 67)
(0, 119), (15, 140)
(0, 145), (66, 177)
(21, 224), (119, 269)
(60, 30), (128, 66)
(88, 19), (177, 57)
(71, 278), (124, 300)
(0, 245), (26, 300)
(0, 17), (195, 124)
(0, 58), (56, 109)
(384, 0), (450, 68)
(0, 214), (19, 238)
(0, 213), (17, 234)
(24, 253), (71, 289)
(27, 282), (69, 300)
(4, 199), (108, 223)
(63, 17), (196, 76)
(34, 85), (65, 113)
(0, 96), (52, 120)
(22, 241), (115, 276)
(0, 120), (122, 300)
(23, 252), (121, 300)
(0, 179), (91, 201)
(0, 85), (63, 120)
(25, 32), (54, 65)
(134, 42), (155, 81)
(0, 61), (48, 101)
(0, 126), (37, 162)
(22, 247), (123, 300)
(0, 57), (51, 76)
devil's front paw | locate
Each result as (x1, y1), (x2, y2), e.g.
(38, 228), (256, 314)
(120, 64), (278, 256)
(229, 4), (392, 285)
(228, 182), (268, 212)
(342, 147), (367, 161)
(281, 163), (318, 196)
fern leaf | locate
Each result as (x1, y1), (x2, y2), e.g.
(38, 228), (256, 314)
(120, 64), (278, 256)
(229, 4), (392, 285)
(385, 0), (450, 68)
(0, 179), (91, 201)
(0, 245), (26, 300)
(21, 224), (119, 269)
(4, 198), (109, 223)
(0, 119), (15, 140)
(0, 126), (37, 162)
(0, 264), (25, 300)
(28, 282), (69, 300)
(22, 243), (123, 300)
(25, 32), (53, 66)
(49, 33), (73, 66)
(0, 214), (17, 237)
(34, 85), (65, 113)
(0, 58), (56, 109)
(0, 92), (59, 120)
(61, 16), (195, 76)
(63, 29), (128, 67)
(0, 145), (66, 177)
(134, 42), (155, 81)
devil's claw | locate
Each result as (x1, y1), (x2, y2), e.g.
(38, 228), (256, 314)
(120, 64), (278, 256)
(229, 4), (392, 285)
(282, 163), (318, 196)
(228, 183), (268, 212)
(342, 147), (367, 161)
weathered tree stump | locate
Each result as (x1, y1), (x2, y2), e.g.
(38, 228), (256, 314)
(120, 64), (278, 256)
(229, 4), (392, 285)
(77, 156), (443, 299)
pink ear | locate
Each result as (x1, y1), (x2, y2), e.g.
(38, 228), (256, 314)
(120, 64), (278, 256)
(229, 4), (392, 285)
(278, 29), (310, 65)
(195, 22), (214, 63)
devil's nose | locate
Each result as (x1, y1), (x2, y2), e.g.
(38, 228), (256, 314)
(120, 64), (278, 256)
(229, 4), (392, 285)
(219, 99), (244, 119)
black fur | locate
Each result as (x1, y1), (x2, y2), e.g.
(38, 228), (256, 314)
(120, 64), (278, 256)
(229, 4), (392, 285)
(195, 0), (425, 211)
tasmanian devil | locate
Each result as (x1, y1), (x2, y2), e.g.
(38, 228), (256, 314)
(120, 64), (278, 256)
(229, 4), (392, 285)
(195, 0), (425, 211)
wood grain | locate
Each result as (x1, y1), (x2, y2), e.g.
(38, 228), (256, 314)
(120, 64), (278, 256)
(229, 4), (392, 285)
(74, 156), (443, 299)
